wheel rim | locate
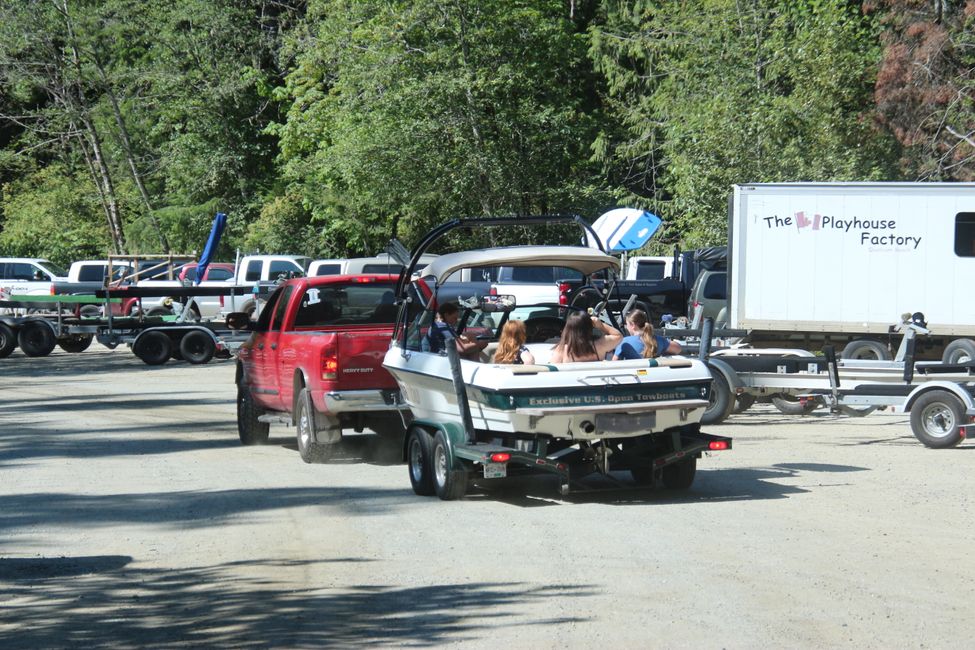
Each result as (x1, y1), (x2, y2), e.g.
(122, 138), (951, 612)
(434, 445), (448, 486)
(409, 438), (424, 482)
(921, 403), (956, 438)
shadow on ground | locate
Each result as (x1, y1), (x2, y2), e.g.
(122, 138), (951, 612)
(0, 557), (592, 647)
(463, 461), (870, 508)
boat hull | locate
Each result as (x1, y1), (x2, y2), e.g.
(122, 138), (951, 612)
(383, 349), (712, 439)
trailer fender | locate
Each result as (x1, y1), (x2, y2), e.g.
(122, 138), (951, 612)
(405, 419), (467, 461)
(903, 381), (975, 415)
(706, 358), (743, 391)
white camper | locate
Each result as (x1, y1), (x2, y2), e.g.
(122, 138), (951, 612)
(729, 182), (975, 361)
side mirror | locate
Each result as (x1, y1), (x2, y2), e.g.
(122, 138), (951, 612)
(480, 294), (516, 313)
(226, 311), (253, 330)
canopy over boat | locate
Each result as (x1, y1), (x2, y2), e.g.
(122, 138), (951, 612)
(417, 245), (620, 285)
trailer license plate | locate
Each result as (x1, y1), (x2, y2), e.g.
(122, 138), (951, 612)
(483, 462), (507, 479)
(595, 412), (656, 434)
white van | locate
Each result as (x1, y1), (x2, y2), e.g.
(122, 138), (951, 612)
(308, 254), (438, 277)
(0, 257), (68, 297)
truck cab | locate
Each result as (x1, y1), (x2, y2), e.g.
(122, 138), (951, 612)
(0, 258), (68, 297)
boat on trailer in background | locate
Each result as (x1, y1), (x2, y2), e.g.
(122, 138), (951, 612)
(382, 215), (732, 500)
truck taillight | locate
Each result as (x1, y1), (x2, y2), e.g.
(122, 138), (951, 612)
(322, 354), (338, 380)
(489, 286), (497, 296)
(50, 284), (55, 295)
(558, 282), (571, 306)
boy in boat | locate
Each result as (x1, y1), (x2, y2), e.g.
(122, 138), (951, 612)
(423, 301), (486, 361)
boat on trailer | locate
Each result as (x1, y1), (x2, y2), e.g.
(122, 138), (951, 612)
(383, 216), (732, 499)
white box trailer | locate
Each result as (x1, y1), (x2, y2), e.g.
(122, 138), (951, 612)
(729, 182), (975, 361)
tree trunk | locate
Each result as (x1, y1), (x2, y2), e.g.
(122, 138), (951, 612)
(93, 56), (170, 252)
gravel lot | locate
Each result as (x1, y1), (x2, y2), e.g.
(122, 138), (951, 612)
(1, 343), (974, 648)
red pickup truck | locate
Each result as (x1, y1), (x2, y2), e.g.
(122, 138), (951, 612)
(234, 274), (407, 462)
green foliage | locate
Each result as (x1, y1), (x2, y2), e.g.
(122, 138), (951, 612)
(274, 0), (612, 254)
(244, 193), (320, 256)
(0, 165), (108, 265)
(591, 0), (900, 248)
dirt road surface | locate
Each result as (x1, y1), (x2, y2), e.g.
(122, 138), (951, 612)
(1, 344), (974, 648)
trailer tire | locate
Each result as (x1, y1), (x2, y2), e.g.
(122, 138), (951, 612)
(841, 339), (890, 360)
(433, 430), (467, 500)
(237, 385), (270, 445)
(701, 368), (733, 425)
(146, 306), (173, 317)
(179, 330), (215, 365)
(771, 394), (819, 415)
(733, 393), (756, 414)
(942, 339), (975, 364)
(0, 323), (16, 358)
(296, 388), (337, 463)
(837, 405), (877, 417)
(133, 331), (171, 365)
(18, 321), (56, 357)
(910, 390), (965, 448)
(57, 334), (93, 354)
(662, 457), (697, 490)
(407, 426), (436, 496)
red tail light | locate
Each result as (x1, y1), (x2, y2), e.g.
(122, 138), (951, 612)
(558, 282), (571, 306)
(490, 452), (510, 463)
(322, 342), (338, 380)
(489, 286), (497, 296)
(50, 284), (55, 295)
(709, 441), (729, 451)
(219, 295), (224, 307)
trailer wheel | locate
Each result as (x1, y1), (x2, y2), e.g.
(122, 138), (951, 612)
(910, 390), (965, 448)
(841, 339), (890, 360)
(433, 430), (467, 500)
(57, 334), (93, 354)
(661, 458), (697, 490)
(0, 323), (16, 358)
(237, 384), (270, 445)
(733, 393), (756, 414)
(133, 331), (171, 365)
(837, 405), (877, 418)
(701, 368), (733, 425)
(771, 394), (818, 415)
(18, 321), (56, 357)
(942, 339), (975, 364)
(296, 388), (338, 463)
(407, 426), (436, 496)
(179, 330), (216, 365)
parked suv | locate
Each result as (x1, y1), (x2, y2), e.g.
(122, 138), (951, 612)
(688, 269), (728, 324)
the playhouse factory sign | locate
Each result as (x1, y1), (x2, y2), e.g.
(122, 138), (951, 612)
(762, 212), (922, 250)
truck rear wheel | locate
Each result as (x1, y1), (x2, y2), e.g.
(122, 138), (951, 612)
(133, 331), (171, 365)
(841, 339), (890, 360)
(771, 394), (818, 415)
(296, 388), (339, 463)
(661, 458), (697, 489)
(0, 323), (16, 358)
(18, 321), (56, 357)
(57, 334), (93, 353)
(433, 430), (467, 500)
(237, 385), (270, 445)
(180, 330), (215, 365)
(733, 393), (756, 414)
(406, 426), (436, 496)
(910, 390), (965, 448)
(942, 339), (975, 364)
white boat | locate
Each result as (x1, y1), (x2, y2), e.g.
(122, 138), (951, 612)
(382, 217), (731, 499)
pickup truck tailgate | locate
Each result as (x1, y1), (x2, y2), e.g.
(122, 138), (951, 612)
(330, 328), (398, 391)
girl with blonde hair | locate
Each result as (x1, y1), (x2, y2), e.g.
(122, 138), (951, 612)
(612, 309), (681, 360)
(493, 320), (535, 365)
